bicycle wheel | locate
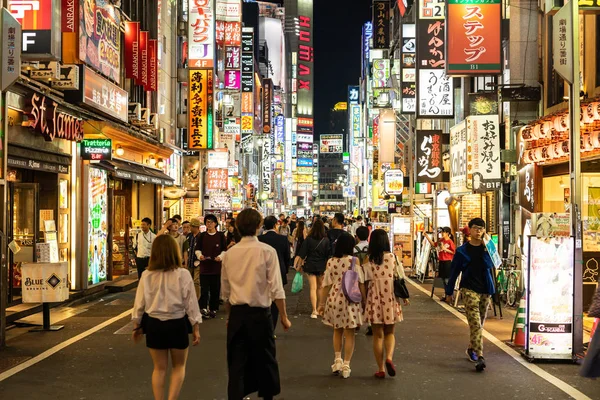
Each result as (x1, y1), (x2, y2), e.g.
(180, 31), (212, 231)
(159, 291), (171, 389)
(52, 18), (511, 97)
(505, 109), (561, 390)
(506, 273), (517, 307)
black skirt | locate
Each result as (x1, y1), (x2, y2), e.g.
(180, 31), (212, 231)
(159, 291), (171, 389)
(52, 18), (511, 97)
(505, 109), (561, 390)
(438, 260), (452, 279)
(227, 305), (280, 400)
(145, 315), (190, 350)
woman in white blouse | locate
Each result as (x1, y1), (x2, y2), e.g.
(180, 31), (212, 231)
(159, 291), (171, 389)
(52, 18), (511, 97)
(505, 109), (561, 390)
(132, 234), (202, 400)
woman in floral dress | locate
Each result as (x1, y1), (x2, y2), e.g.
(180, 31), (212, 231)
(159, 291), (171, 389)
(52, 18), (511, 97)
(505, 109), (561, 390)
(318, 233), (365, 379)
(363, 229), (410, 378)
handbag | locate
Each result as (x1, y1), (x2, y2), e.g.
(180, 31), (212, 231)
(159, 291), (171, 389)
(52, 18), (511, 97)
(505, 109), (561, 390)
(393, 255), (410, 299)
(341, 257), (362, 303)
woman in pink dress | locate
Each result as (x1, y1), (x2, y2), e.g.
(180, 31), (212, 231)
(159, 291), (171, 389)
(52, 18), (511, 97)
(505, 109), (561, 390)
(318, 233), (365, 379)
(363, 229), (410, 378)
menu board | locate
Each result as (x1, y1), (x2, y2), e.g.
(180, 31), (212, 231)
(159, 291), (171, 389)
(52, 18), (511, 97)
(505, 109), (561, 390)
(527, 236), (574, 360)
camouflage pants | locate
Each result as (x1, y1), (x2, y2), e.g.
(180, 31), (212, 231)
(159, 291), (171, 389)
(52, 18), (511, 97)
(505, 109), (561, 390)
(461, 288), (491, 357)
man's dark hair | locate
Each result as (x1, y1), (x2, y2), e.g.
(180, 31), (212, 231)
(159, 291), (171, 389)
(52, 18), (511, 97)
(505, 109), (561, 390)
(468, 218), (486, 229)
(204, 214), (219, 226)
(279, 213), (285, 218)
(172, 215), (182, 222)
(333, 213), (345, 226)
(142, 217), (152, 225)
(356, 226), (369, 241)
(236, 209), (263, 236)
(263, 216), (278, 230)
(356, 216), (363, 221)
(333, 233), (356, 258)
(182, 221), (190, 225)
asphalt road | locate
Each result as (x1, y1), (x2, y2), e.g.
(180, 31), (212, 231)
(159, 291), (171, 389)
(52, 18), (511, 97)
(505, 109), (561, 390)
(0, 276), (598, 400)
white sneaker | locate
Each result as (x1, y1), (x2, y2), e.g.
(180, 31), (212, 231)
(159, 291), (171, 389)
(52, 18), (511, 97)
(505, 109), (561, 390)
(331, 358), (343, 374)
(341, 364), (351, 379)
(310, 312), (319, 319)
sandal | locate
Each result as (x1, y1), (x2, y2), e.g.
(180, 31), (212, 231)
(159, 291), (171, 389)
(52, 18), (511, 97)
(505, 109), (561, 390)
(374, 371), (385, 379)
(385, 359), (396, 377)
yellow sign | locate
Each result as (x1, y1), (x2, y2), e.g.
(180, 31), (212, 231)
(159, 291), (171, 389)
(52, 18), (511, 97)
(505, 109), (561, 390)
(241, 115), (253, 134)
(334, 102), (348, 111)
(188, 69), (213, 150)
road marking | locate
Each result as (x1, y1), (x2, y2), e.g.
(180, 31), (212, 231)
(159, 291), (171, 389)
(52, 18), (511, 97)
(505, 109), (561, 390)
(407, 278), (591, 400)
(0, 309), (132, 383)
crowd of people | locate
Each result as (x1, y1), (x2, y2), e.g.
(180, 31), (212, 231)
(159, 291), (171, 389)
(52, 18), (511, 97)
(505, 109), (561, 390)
(130, 211), (600, 399)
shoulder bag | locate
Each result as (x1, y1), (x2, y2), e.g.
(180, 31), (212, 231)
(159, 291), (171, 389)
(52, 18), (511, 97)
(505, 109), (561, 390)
(342, 257), (362, 303)
(393, 254), (410, 299)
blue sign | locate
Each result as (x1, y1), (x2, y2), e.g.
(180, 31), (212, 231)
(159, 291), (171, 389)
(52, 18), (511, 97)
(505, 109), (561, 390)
(348, 85), (360, 105)
(297, 158), (313, 167)
(275, 114), (285, 144)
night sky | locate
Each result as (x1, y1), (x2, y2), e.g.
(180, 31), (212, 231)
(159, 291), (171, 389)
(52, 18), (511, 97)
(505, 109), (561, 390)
(313, 0), (372, 136)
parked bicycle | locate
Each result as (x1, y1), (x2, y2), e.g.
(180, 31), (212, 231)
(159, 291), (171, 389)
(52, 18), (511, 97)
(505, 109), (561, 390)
(497, 256), (521, 307)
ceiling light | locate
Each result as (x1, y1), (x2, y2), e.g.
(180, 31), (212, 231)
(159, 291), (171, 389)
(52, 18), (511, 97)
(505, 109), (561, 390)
(148, 155), (157, 166)
(157, 158), (165, 168)
(115, 145), (124, 156)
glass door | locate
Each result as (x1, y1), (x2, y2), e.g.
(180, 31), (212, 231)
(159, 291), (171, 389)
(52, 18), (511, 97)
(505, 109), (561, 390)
(8, 183), (39, 304)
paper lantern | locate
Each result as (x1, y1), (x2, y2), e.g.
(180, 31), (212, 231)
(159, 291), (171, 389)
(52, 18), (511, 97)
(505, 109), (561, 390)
(541, 121), (553, 138)
(532, 124), (541, 140)
(582, 106), (593, 124)
(582, 134), (593, 151)
(521, 126), (533, 141)
(593, 131), (600, 148)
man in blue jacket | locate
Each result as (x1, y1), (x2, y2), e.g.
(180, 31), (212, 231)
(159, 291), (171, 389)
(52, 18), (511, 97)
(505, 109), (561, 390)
(445, 218), (495, 372)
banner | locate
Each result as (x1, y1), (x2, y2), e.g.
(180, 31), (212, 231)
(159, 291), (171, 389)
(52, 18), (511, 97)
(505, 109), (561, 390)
(61, 0), (79, 63)
(21, 262), (69, 303)
(373, 0), (390, 49)
(138, 31), (149, 88)
(148, 39), (158, 92)
(188, 0), (214, 68)
(124, 22), (140, 80)
(450, 121), (469, 193)
(447, 0), (501, 75)
(188, 69), (214, 150)
(263, 79), (273, 134)
(416, 130), (443, 183)
(78, 0), (121, 83)
(466, 115), (501, 192)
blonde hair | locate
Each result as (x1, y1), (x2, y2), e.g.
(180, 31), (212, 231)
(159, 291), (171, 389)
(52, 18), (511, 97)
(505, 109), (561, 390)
(148, 235), (182, 271)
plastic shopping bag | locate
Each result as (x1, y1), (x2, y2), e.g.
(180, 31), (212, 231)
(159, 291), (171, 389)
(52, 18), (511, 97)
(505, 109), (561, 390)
(291, 271), (304, 294)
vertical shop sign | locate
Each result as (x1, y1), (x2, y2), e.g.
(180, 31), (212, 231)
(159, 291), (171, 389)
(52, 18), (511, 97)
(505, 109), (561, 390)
(88, 167), (108, 284)
(224, 70), (240, 90)
(224, 21), (241, 46)
(552, 4), (573, 83)
(262, 135), (272, 193)
(125, 21), (140, 80)
(373, 0), (390, 49)
(8, 0), (59, 57)
(148, 39), (158, 92)
(417, 20), (453, 118)
(401, 23), (416, 113)
(138, 31), (149, 88)
(263, 79), (273, 134)
(447, 0), (501, 75)
(348, 85), (360, 104)
(372, 59), (390, 88)
(241, 29), (253, 92)
(450, 121), (469, 193)
(379, 109), (395, 164)
(466, 115), (501, 192)
(226, 46), (240, 68)
(362, 21), (372, 77)
(78, 0), (121, 83)
(188, 0), (214, 68)
(1, 9), (21, 91)
(419, 0), (445, 19)
(207, 168), (228, 190)
(351, 105), (362, 146)
(61, 0), (78, 63)
(188, 69), (214, 150)
(518, 163), (536, 213)
(415, 130), (443, 183)
(297, 6), (314, 117)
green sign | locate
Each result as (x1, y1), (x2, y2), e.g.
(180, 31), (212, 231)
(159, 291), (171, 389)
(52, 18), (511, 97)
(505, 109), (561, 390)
(81, 139), (112, 161)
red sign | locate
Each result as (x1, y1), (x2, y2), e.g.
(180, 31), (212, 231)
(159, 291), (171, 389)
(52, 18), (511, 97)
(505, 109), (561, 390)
(9, 0), (52, 29)
(28, 93), (84, 142)
(61, 0), (77, 32)
(207, 168), (228, 190)
(224, 21), (241, 46)
(446, 0), (501, 75)
(125, 22), (140, 80)
(138, 31), (149, 88)
(149, 39), (158, 92)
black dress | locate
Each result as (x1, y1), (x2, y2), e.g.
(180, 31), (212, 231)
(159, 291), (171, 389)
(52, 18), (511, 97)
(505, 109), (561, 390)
(297, 237), (330, 276)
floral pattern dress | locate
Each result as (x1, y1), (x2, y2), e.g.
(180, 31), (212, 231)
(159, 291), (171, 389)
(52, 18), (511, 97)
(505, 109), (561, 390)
(322, 256), (364, 329)
(363, 253), (403, 324)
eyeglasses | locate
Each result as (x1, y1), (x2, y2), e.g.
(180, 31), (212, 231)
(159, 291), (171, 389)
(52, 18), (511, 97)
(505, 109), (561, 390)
(470, 225), (485, 232)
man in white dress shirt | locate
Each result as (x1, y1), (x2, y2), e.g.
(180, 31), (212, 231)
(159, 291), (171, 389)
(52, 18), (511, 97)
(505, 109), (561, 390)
(134, 217), (156, 279)
(221, 208), (291, 400)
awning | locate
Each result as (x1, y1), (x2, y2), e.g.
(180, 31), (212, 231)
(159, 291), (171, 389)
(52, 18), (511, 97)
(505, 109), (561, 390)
(8, 145), (71, 174)
(99, 159), (174, 186)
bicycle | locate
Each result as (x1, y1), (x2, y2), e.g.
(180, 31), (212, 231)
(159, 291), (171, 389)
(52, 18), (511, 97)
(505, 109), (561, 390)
(497, 255), (521, 307)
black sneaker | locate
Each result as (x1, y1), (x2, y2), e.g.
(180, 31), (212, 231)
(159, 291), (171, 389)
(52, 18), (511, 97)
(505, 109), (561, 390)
(209, 311), (217, 319)
(475, 356), (486, 372)
(201, 309), (210, 319)
(366, 326), (373, 336)
(466, 348), (478, 363)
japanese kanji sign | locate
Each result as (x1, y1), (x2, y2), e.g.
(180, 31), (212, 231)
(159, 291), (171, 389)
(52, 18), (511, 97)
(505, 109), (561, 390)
(1, 9), (21, 91)
(188, 0), (214, 68)
(466, 115), (501, 192)
(450, 121), (469, 193)
(401, 23), (416, 113)
(207, 168), (228, 190)
(552, 4), (573, 83)
(447, 0), (501, 75)
(188, 69), (214, 150)
(518, 163), (536, 213)
(373, 0), (390, 49)
(416, 130), (444, 183)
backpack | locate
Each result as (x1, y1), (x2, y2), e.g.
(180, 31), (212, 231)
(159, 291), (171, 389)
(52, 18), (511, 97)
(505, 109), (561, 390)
(341, 257), (362, 303)
(354, 245), (368, 266)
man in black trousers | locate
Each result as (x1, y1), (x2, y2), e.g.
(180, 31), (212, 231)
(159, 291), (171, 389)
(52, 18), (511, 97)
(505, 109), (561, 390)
(259, 215), (292, 329)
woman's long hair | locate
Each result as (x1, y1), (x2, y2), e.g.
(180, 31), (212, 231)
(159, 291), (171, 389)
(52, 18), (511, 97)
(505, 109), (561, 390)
(148, 235), (182, 271)
(441, 226), (454, 241)
(368, 229), (391, 265)
(229, 218), (242, 243)
(307, 219), (326, 240)
(295, 220), (306, 245)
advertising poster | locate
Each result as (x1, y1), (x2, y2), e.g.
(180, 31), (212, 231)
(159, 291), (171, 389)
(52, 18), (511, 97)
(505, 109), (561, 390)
(415, 130), (443, 183)
(207, 149), (229, 169)
(79, 0), (121, 83)
(527, 236), (574, 360)
(415, 237), (432, 276)
(21, 262), (69, 303)
(450, 121), (468, 193)
(184, 198), (200, 221)
(188, 0), (214, 68)
(384, 169), (404, 195)
(188, 69), (214, 149)
(88, 167), (108, 285)
(532, 213), (570, 239)
(320, 134), (343, 153)
(483, 235), (502, 268)
(372, 59), (390, 88)
(466, 115), (501, 192)
(446, 0), (501, 75)
(209, 191), (232, 210)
